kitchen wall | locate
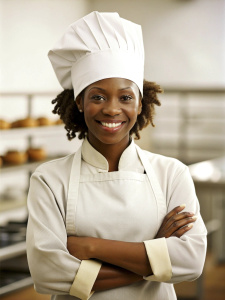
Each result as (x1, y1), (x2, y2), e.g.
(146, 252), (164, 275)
(1, 0), (224, 191)
(88, 0), (225, 154)
(1, 0), (224, 153)
(89, 0), (225, 86)
(0, 0), (90, 92)
(0, 0), (90, 197)
(0, 0), (90, 159)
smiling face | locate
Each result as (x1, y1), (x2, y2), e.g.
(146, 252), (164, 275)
(76, 78), (142, 151)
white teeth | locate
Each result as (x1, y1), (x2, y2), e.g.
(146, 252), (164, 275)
(101, 122), (122, 128)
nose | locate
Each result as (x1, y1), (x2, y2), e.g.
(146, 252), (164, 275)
(102, 98), (121, 116)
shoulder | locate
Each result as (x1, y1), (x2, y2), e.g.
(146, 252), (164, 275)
(140, 149), (195, 202)
(35, 153), (75, 172)
(31, 153), (75, 184)
(141, 149), (188, 182)
(143, 150), (186, 171)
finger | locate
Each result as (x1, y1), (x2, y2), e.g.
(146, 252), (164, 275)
(165, 211), (195, 229)
(172, 223), (194, 238)
(161, 204), (187, 228)
(164, 216), (197, 238)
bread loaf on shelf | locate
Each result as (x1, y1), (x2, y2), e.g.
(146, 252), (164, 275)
(36, 117), (53, 126)
(27, 148), (46, 161)
(3, 151), (28, 165)
(55, 119), (63, 125)
(0, 119), (11, 130)
(11, 117), (38, 128)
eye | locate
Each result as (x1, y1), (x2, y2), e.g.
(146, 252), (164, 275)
(91, 95), (105, 101)
(120, 95), (133, 102)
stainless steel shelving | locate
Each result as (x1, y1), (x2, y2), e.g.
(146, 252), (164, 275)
(0, 124), (65, 139)
(0, 92), (66, 295)
(0, 242), (27, 261)
(0, 276), (33, 296)
(1, 154), (67, 174)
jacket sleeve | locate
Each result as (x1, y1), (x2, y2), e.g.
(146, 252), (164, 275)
(144, 166), (207, 283)
(26, 171), (101, 299)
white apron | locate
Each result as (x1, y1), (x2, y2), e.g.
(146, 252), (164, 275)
(64, 144), (176, 299)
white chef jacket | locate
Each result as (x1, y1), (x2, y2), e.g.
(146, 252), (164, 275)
(26, 138), (207, 300)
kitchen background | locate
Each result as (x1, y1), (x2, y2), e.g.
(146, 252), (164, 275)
(0, 0), (225, 299)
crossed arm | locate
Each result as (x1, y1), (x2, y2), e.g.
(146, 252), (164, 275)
(67, 205), (197, 292)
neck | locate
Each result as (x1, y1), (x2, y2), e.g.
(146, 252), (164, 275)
(87, 137), (131, 172)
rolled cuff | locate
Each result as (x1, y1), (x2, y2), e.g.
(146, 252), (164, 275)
(143, 238), (172, 282)
(70, 259), (102, 300)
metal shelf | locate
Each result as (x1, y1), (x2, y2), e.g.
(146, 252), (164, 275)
(0, 241), (26, 261)
(0, 276), (33, 296)
(0, 154), (67, 174)
(0, 198), (26, 213)
(0, 124), (64, 139)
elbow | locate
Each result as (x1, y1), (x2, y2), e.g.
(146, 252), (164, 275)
(29, 269), (56, 295)
(187, 265), (204, 282)
(27, 252), (69, 295)
(189, 239), (207, 281)
(33, 282), (51, 295)
(187, 255), (205, 281)
(167, 235), (207, 283)
(30, 270), (68, 295)
(169, 254), (205, 284)
(185, 245), (207, 282)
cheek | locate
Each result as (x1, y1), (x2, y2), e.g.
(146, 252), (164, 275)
(84, 104), (96, 118)
(83, 106), (100, 129)
(128, 105), (140, 119)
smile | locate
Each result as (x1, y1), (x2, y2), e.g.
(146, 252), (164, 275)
(100, 122), (122, 128)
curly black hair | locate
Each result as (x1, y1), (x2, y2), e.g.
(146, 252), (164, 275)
(52, 80), (162, 140)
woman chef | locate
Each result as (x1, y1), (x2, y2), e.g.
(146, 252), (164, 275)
(26, 11), (207, 300)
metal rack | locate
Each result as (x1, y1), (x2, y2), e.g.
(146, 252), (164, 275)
(150, 87), (225, 165)
(0, 92), (66, 295)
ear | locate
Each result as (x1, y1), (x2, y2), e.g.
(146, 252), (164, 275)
(138, 96), (142, 115)
(75, 95), (83, 112)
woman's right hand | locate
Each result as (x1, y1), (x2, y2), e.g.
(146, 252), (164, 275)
(155, 204), (197, 239)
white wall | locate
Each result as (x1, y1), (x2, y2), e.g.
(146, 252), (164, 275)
(89, 0), (225, 87)
(88, 0), (225, 151)
(0, 0), (90, 157)
(0, 0), (90, 92)
(0, 0), (224, 154)
(1, 0), (224, 92)
(0, 0), (90, 198)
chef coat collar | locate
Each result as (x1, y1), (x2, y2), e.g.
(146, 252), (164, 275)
(81, 138), (140, 172)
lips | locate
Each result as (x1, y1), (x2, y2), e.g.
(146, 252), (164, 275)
(100, 122), (122, 128)
(96, 120), (125, 131)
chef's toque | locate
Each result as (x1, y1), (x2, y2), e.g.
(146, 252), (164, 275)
(48, 11), (145, 99)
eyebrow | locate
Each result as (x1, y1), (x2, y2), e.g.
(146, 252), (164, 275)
(88, 87), (106, 92)
(120, 87), (133, 91)
(88, 86), (133, 92)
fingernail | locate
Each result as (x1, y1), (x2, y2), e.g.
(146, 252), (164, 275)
(192, 216), (197, 220)
(180, 204), (186, 208)
(187, 223), (193, 228)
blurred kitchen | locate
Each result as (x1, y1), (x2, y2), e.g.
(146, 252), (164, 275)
(0, 0), (224, 299)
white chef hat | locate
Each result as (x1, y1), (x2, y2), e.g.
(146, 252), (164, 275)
(48, 11), (144, 99)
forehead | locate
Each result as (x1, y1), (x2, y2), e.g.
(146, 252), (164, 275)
(85, 78), (139, 92)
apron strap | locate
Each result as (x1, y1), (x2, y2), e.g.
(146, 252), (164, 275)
(136, 145), (167, 227)
(66, 146), (82, 235)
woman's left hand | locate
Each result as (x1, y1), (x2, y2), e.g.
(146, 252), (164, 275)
(67, 236), (93, 260)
